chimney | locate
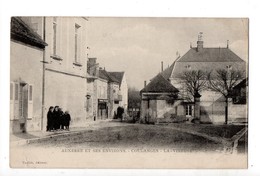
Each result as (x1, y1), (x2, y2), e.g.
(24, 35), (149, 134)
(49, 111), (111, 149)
(144, 81), (147, 88)
(227, 40), (229, 48)
(88, 58), (97, 66)
(197, 32), (203, 52)
(95, 63), (99, 77)
(87, 58), (97, 75)
(161, 61), (163, 72)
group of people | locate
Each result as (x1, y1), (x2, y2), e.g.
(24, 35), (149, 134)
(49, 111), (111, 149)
(47, 106), (71, 132)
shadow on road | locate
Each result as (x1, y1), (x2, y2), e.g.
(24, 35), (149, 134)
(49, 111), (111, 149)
(12, 132), (38, 140)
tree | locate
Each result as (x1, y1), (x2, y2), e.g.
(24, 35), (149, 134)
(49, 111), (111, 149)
(179, 70), (208, 120)
(207, 69), (245, 124)
(179, 70), (208, 100)
(128, 87), (141, 109)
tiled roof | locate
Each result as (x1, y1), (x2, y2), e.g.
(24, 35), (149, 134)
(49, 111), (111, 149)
(108, 72), (124, 84)
(170, 47), (246, 79)
(11, 17), (47, 48)
(170, 61), (247, 79)
(178, 48), (244, 62)
(99, 69), (109, 80)
(99, 69), (120, 84)
(161, 62), (175, 80)
(141, 73), (179, 93)
(233, 78), (248, 90)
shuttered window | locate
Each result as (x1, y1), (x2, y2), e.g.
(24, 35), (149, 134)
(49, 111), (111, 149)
(15, 83), (19, 100)
(10, 83), (13, 100)
(29, 85), (33, 101)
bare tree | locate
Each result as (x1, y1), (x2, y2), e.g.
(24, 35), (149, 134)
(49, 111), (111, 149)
(207, 69), (245, 124)
(179, 70), (208, 101)
(178, 70), (207, 120)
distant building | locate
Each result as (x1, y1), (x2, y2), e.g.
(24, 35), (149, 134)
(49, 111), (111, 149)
(140, 73), (181, 123)
(109, 72), (128, 110)
(10, 17), (47, 133)
(86, 58), (128, 120)
(140, 34), (247, 124)
(228, 78), (248, 123)
(86, 58), (99, 121)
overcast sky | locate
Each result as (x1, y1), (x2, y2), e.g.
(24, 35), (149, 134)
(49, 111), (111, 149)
(87, 18), (248, 90)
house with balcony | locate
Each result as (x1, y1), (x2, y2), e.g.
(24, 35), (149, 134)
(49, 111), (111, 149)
(108, 72), (128, 110)
(87, 58), (128, 120)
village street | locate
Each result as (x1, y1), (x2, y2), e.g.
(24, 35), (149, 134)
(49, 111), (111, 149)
(11, 120), (247, 154)
(8, 17), (249, 169)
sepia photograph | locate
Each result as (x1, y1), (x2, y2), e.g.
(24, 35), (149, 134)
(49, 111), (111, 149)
(9, 17), (248, 168)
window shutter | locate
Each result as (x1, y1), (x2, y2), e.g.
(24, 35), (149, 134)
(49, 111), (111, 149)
(13, 82), (20, 120)
(10, 82), (14, 120)
(28, 84), (33, 119)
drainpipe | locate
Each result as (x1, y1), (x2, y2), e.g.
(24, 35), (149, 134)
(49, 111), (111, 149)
(41, 17), (46, 131)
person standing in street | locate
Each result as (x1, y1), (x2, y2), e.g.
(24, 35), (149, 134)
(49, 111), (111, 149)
(64, 111), (71, 131)
(58, 107), (64, 130)
(53, 106), (60, 130)
(47, 106), (54, 131)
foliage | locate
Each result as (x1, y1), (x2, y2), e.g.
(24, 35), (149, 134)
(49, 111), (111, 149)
(128, 87), (142, 109)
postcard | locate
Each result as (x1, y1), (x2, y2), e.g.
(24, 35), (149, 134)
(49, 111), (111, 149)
(10, 17), (248, 168)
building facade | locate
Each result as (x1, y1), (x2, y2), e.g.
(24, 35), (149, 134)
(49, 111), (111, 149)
(12, 17), (89, 131)
(109, 72), (128, 110)
(10, 17), (47, 133)
(43, 17), (89, 127)
(140, 34), (247, 124)
(86, 58), (128, 120)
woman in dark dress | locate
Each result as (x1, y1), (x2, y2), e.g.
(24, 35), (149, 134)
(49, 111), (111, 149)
(47, 106), (54, 131)
(53, 106), (60, 130)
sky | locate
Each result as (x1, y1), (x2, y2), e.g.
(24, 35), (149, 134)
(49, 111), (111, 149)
(87, 18), (248, 90)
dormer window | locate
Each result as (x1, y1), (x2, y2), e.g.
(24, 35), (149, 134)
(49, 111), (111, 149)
(226, 65), (232, 70)
(185, 65), (191, 69)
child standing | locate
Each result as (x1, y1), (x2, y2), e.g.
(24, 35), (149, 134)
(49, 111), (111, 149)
(64, 111), (71, 131)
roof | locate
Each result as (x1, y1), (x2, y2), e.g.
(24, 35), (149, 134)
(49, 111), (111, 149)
(171, 61), (246, 79)
(108, 72), (124, 84)
(161, 62), (175, 80)
(178, 48), (244, 62)
(170, 47), (246, 79)
(11, 17), (47, 48)
(99, 69), (120, 84)
(141, 73), (179, 93)
(233, 78), (248, 90)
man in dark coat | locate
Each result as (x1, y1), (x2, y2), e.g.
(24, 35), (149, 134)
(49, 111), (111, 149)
(117, 106), (124, 122)
(47, 106), (54, 131)
(53, 106), (60, 130)
(58, 108), (64, 130)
